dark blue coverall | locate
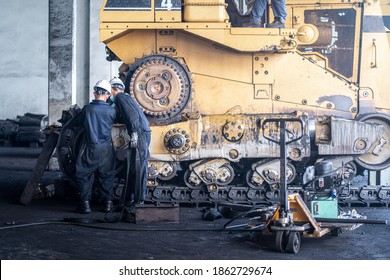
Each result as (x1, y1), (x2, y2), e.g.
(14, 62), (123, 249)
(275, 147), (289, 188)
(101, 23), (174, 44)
(115, 92), (151, 204)
(75, 100), (116, 202)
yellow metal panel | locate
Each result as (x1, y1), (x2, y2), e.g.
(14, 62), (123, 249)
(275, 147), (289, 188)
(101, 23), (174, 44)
(106, 31), (156, 65)
(359, 34), (390, 111)
(176, 31), (253, 83)
(289, 202), (310, 223)
(363, 0), (390, 15)
(254, 84), (272, 100)
(184, 28), (297, 52)
(156, 30), (177, 56)
(100, 22), (230, 30)
(359, 1), (390, 112)
(253, 54), (275, 84)
(176, 30), (277, 116)
(100, 22), (230, 43)
(183, 0), (227, 22)
(270, 52), (358, 114)
(191, 74), (273, 115)
(100, 29), (130, 43)
(230, 28), (279, 36)
(155, 11), (181, 22)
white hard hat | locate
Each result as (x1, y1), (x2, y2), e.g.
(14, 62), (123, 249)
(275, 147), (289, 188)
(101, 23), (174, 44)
(109, 77), (125, 90)
(93, 80), (111, 94)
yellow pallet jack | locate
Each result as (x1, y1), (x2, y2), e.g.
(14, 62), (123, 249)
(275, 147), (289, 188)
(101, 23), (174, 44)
(224, 118), (387, 254)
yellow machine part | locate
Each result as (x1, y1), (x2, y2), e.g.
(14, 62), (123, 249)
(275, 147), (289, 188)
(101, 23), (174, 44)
(183, 0), (228, 22)
(359, 0), (390, 112)
(267, 194), (332, 238)
(104, 29), (358, 117)
(100, 0), (390, 115)
(99, 0), (390, 172)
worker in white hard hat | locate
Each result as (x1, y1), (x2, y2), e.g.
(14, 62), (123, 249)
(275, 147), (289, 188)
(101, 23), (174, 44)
(74, 80), (116, 214)
(110, 77), (151, 207)
(109, 77), (125, 91)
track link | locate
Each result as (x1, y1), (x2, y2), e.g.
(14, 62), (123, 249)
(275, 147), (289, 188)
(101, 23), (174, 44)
(145, 184), (390, 207)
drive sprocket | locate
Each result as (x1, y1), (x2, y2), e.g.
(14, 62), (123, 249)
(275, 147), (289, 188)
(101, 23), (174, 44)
(126, 55), (192, 123)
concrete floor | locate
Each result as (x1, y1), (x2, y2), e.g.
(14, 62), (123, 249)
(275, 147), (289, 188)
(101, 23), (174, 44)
(0, 147), (390, 260)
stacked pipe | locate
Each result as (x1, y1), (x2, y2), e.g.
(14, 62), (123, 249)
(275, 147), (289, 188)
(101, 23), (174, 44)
(0, 113), (48, 146)
(0, 120), (18, 144)
(15, 113), (48, 145)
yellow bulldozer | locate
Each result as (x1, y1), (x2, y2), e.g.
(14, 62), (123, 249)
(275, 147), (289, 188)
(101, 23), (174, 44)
(58, 0), (390, 205)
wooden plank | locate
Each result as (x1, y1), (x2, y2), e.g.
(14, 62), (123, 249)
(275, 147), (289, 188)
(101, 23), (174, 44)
(19, 132), (59, 205)
(135, 204), (179, 224)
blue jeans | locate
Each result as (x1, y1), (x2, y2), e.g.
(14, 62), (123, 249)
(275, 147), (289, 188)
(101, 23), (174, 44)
(251, 0), (287, 23)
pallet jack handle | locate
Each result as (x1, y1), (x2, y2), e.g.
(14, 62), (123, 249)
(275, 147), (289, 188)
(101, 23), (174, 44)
(262, 118), (304, 225)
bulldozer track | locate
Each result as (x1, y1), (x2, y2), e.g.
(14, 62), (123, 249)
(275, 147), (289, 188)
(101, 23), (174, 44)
(144, 183), (390, 207)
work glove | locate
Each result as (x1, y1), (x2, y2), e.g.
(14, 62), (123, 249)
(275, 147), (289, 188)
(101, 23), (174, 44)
(130, 132), (138, 148)
(106, 96), (115, 107)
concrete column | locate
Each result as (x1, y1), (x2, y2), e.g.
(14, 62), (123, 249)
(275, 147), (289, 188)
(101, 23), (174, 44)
(48, 0), (90, 125)
(48, 0), (73, 125)
(73, 0), (91, 107)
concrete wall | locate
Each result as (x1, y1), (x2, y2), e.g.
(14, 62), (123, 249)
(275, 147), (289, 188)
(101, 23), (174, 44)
(0, 0), (48, 120)
(0, 0), (118, 121)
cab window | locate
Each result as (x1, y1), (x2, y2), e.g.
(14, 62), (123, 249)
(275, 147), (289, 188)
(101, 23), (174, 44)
(104, 0), (152, 10)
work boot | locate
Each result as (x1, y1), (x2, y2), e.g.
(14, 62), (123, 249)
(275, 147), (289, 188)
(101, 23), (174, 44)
(76, 200), (91, 214)
(102, 200), (114, 213)
(242, 21), (263, 28)
(266, 20), (285, 28)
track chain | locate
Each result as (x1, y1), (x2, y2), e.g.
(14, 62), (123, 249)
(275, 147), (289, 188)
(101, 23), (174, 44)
(146, 184), (390, 207)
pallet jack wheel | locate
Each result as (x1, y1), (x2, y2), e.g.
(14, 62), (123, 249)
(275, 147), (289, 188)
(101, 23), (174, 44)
(275, 231), (289, 253)
(331, 228), (342, 237)
(286, 231), (301, 254)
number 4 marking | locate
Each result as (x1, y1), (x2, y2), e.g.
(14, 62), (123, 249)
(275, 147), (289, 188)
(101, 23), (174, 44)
(161, 0), (172, 11)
